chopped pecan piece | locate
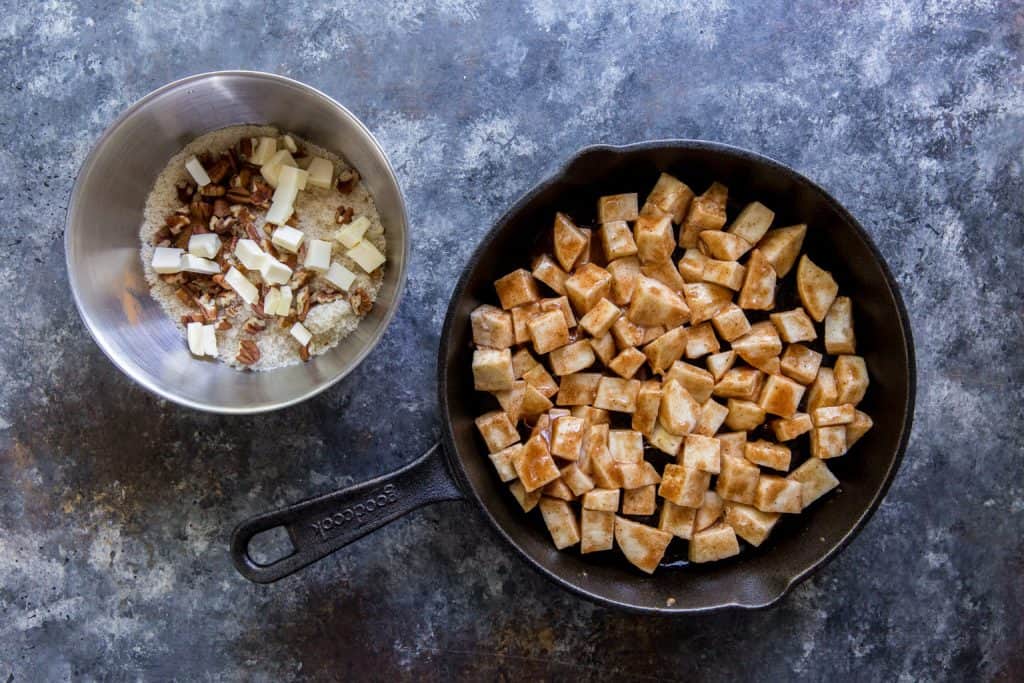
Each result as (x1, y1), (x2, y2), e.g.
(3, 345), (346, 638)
(237, 340), (260, 365)
(336, 168), (360, 194)
(165, 213), (190, 234)
(206, 157), (231, 184)
(175, 287), (196, 307)
(245, 222), (262, 242)
(212, 199), (231, 217)
(243, 318), (267, 334)
(173, 226), (193, 249)
(288, 269), (313, 289)
(225, 187), (250, 204)
(312, 290), (345, 305)
(197, 294), (218, 322)
(239, 137), (253, 159)
(295, 287), (311, 321)
(250, 179), (272, 207)
(181, 314), (200, 325)
(216, 319), (232, 331)
(199, 184), (226, 197)
(161, 272), (187, 285)
(298, 344), (310, 362)
(285, 212), (300, 227)
(176, 181), (196, 204)
(335, 206), (354, 225)
(349, 287), (373, 316)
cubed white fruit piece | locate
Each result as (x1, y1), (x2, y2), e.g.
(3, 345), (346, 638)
(306, 157), (334, 189)
(304, 239), (332, 274)
(201, 324), (218, 356)
(280, 134), (298, 153)
(264, 288), (281, 316)
(251, 136), (277, 165)
(151, 247), (184, 274)
(225, 267), (259, 304)
(336, 215), (371, 248)
(259, 256), (293, 285)
(234, 239), (267, 270)
(324, 262), (356, 291)
(184, 155), (211, 186)
(180, 254), (221, 275)
(186, 322), (205, 356)
(276, 285), (293, 316)
(346, 241), (386, 273)
(264, 198), (294, 226)
(290, 322), (312, 347)
(187, 233), (222, 259)
(271, 225), (305, 254)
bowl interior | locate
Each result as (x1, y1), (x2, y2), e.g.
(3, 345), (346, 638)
(66, 72), (407, 413)
(441, 142), (914, 612)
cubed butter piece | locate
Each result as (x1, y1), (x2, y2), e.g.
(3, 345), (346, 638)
(187, 233), (221, 259)
(234, 239), (267, 271)
(271, 226), (304, 255)
(186, 322), (205, 356)
(251, 136), (277, 165)
(259, 256), (293, 285)
(275, 285), (293, 316)
(337, 215), (371, 249)
(201, 324), (218, 356)
(151, 247), (184, 274)
(346, 241), (386, 273)
(224, 267), (259, 305)
(184, 155), (211, 186)
(304, 239), (332, 274)
(180, 254), (221, 275)
(290, 321), (313, 347)
(324, 262), (356, 292)
(306, 157), (334, 189)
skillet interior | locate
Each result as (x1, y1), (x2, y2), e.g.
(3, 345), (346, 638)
(438, 141), (914, 613)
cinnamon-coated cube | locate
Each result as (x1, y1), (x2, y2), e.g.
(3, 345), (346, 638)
(732, 321), (782, 367)
(597, 193), (639, 223)
(628, 276), (690, 327)
(658, 464), (710, 508)
(593, 376), (641, 413)
(682, 434), (721, 473)
(622, 485), (657, 515)
(492, 380), (525, 423)
(825, 296), (856, 355)
(578, 297), (622, 338)
(694, 491), (725, 532)
(582, 487), (620, 512)
(471, 304), (514, 349)
(683, 282), (733, 324)
(754, 475), (802, 514)
(812, 403), (856, 427)
(685, 322), (720, 359)
(702, 258), (747, 291)
(664, 360), (715, 403)
(737, 249), (777, 311)
(510, 302), (542, 344)
(513, 435), (561, 492)
(511, 348), (539, 378)
(641, 261), (686, 294)
(488, 443), (521, 482)
(788, 457), (839, 508)
(846, 409), (874, 447)
(726, 201), (774, 244)
(550, 416), (586, 460)
(724, 502), (779, 547)
(658, 500), (697, 539)
(522, 363), (558, 398)
(618, 462), (661, 490)
(700, 230), (752, 261)
(642, 326), (687, 373)
(599, 220), (638, 260)
(724, 399), (767, 431)
(659, 379), (700, 436)
(717, 431), (747, 460)
(648, 421), (684, 455)
(694, 399), (729, 437)
(706, 350), (736, 382)
(711, 303), (751, 342)
(716, 454), (759, 504)
(688, 523), (740, 563)
(807, 367), (839, 412)
(632, 381), (663, 435)
(606, 256), (641, 305)
(780, 344), (823, 385)
(527, 309), (570, 354)
(635, 213), (675, 264)
(553, 212), (587, 271)
(770, 307), (818, 343)
(580, 508), (614, 553)
(770, 413), (813, 441)
(758, 374), (806, 418)
(539, 296), (576, 329)
(565, 263), (612, 314)
(834, 355), (869, 405)
(555, 372), (602, 406)
(609, 429), (644, 463)
(531, 253), (568, 296)
(607, 347), (647, 379)
(539, 498), (580, 549)
(549, 340), (596, 376)
(645, 172), (693, 223)
(509, 480), (541, 512)
(495, 269), (540, 310)
(679, 182), (728, 248)
(811, 426), (848, 459)
(677, 248), (708, 282)
(590, 332), (617, 365)
(744, 439), (791, 471)
(611, 315), (645, 349)
(472, 348), (515, 391)
(714, 367), (764, 402)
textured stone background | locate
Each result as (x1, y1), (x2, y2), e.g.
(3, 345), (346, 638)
(1, 0), (1022, 680)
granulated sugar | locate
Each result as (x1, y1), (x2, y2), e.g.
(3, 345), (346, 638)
(139, 125), (386, 370)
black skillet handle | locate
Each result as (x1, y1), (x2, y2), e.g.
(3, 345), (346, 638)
(231, 443), (463, 583)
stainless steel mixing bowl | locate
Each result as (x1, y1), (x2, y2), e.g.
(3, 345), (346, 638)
(65, 71), (408, 413)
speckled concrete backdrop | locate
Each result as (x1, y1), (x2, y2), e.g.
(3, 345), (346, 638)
(0, 0), (1021, 680)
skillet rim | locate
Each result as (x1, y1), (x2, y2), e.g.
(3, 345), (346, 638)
(437, 139), (916, 614)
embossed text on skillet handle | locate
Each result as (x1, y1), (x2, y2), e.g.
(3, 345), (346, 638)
(231, 444), (463, 583)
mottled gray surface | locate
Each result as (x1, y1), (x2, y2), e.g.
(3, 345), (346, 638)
(1, 0), (1021, 680)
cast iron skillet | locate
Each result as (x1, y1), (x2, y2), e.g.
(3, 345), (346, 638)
(231, 140), (915, 613)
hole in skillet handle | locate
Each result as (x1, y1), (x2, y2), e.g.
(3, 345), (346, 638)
(230, 444), (464, 583)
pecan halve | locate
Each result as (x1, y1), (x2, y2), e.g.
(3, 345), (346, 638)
(295, 287), (311, 321)
(336, 168), (360, 194)
(335, 206), (354, 225)
(175, 287), (197, 307)
(243, 318), (267, 334)
(199, 184), (226, 198)
(349, 287), (373, 316)
(176, 181), (196, 204)
(236, 340), (260, 365)
(206, 157), (231, 185)
(225, 187), (251, 204)
(212, 199), (231, 217)
(238, 137), (253, 159)
(298, 344), (310, 362)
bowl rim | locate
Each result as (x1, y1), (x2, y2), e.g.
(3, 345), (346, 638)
(64, 70), (410, 414)
(439, 138), (916, 614)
